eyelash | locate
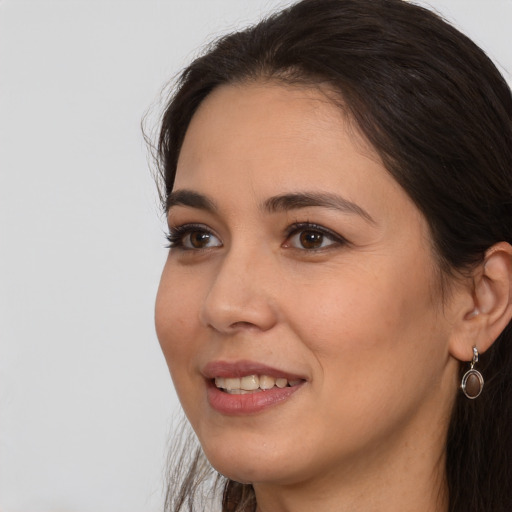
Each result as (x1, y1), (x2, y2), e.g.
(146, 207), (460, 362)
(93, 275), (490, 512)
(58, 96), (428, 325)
(165, 224), (218, 249)
(284, 222), (348, 249)
(165, 222), (348, 251)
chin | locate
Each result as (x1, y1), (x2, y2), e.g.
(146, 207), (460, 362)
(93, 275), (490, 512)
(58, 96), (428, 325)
(207, 457), (294, 486)
(199, 434), (312, 486)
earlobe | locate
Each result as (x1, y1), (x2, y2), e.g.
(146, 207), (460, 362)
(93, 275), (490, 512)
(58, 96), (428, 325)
(450, 242), (512, 362)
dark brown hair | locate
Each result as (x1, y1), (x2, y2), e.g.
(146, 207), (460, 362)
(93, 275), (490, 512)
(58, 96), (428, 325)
(154, 1), (512, 510)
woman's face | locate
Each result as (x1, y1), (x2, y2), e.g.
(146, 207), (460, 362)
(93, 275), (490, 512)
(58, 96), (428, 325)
(155, 83), (459, 487)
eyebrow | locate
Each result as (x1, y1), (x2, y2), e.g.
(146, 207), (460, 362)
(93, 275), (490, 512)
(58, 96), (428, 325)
(167, 189), (374, 224)
(263, 192), (375, 224)
(166, 189), (217, 212)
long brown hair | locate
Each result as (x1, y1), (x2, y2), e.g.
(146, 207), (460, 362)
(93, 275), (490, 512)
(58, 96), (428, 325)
(154, 1), (512, 510)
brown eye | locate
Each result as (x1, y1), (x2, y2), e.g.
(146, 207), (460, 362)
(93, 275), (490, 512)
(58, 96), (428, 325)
(299, 230), (324, 249)
(166, 225), (222, 250)
(285, 225), (342, 250)
(183, 230), (221, 249)
(187, 231), (212, 248)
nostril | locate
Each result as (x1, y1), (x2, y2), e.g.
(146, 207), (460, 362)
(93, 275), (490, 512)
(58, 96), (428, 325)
(230, 321), (259, 329)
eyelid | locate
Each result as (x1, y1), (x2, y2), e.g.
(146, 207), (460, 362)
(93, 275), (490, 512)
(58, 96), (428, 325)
(283, 222), (349, 249)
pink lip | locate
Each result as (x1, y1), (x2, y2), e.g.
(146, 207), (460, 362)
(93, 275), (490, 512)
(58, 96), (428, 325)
(201, 360), (305, 381)
(202, 360), (307, 416)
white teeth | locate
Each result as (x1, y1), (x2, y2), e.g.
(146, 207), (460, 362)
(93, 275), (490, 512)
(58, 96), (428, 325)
(224, 377), (241, 391)
(259, 375), (276, 390)
(275, 377), (288, 388)
(240, 374), (260, 391)
(214, 374), (303, 392)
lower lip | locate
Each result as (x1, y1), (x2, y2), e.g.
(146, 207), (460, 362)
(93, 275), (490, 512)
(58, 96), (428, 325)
(206, 381), (304, 415)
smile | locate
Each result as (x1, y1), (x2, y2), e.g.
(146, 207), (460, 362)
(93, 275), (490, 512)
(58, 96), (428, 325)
(214, 374), (304, 394)
(202, 361), (307, 415)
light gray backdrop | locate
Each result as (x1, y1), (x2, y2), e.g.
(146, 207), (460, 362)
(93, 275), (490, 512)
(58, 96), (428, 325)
(1, 1), (511, 511)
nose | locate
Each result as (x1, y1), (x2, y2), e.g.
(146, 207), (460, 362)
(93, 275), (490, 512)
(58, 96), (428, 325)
(199, 247), (278, 334)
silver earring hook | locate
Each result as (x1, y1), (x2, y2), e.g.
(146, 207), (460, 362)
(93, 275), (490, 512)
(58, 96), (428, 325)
(470, 346), (479, 369)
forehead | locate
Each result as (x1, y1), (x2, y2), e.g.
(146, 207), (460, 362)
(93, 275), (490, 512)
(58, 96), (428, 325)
(182, 83), (371, 155)
(177, 83), (385, 186)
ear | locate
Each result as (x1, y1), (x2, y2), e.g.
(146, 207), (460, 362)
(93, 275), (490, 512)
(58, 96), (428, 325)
(449, 242), (512, 362)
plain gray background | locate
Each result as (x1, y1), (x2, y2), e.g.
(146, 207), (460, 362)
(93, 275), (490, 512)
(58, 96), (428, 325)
(1, 1), (511, 511)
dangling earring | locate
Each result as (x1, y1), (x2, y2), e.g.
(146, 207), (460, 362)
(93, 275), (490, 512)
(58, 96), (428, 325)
(461, 346), (484, 399)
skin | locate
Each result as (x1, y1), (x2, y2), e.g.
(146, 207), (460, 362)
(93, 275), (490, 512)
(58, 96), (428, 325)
(155, 83), (468, 512)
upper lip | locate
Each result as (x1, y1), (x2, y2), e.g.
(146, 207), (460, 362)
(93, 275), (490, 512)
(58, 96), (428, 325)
(201, 360), (307, 381)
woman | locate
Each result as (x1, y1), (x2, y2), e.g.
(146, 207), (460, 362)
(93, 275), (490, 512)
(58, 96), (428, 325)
(152, 0), (512, 510)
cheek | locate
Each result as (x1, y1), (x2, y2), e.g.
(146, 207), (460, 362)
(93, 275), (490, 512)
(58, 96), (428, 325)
(277, 266), (447, 455)
(155, 275), (211, 432)
(154, 263), (203, 384)
(283, 258), (443, 388)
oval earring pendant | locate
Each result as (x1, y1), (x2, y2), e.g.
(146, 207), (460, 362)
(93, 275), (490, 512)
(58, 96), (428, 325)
(461, 368), (484, 399)
(461, 346), (484, 399)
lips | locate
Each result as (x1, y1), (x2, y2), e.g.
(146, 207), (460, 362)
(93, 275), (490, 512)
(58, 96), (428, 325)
(202, 360), (307, 415)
